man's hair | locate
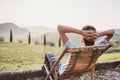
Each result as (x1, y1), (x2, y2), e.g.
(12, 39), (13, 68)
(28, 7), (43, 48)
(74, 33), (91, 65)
(82, 25), (96, 31)
(82, 25), (96, 46)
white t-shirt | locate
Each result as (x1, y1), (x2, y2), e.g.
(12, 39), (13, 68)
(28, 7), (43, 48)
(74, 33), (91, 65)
(59, 37), (108, 75)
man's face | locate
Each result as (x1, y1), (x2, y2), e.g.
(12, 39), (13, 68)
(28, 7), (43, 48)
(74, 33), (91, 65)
(83, 29), (96, 42)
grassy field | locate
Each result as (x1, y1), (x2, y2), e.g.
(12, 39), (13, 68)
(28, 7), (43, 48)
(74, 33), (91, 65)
(0, 41), (120, 72)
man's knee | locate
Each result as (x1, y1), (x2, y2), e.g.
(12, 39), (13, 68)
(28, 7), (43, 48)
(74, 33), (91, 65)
(45, 52), (56, 67)
(45, 52), (54, 60)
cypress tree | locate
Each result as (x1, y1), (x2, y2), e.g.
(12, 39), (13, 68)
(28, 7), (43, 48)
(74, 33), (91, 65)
(28, 32), (31, 44)
(10, 29), (13, 43)
(58, 36), (61, 47)
(44, 34), (46, 46)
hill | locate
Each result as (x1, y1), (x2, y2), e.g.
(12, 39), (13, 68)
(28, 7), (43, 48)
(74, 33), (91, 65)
(0, 23), (119, 44)
(33, 32), (85, 46)
(0, 23), (29, 40)
(0, 23), (56, 41)
(24, 25), (56, 38)
(34, 28), (120, 46)
(113, 28), (120, 41)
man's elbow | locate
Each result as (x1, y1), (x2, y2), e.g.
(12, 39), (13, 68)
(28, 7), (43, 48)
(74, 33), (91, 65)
(57, 25), (63, 32)
(111, 29), (115, 36)
(108, 29), (115, 38)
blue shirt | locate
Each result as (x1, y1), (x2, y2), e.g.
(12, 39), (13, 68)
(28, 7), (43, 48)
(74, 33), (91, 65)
(59, 37), (108, 75)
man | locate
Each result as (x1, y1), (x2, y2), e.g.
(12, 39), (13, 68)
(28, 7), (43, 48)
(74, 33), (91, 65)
(44, 25), (115, 75)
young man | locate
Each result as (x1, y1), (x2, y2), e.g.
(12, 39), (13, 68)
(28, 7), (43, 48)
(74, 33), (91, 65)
(44, 25), (115, 75)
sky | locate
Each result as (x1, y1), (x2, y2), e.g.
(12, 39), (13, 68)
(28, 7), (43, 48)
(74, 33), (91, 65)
(0, 0), (120, 30)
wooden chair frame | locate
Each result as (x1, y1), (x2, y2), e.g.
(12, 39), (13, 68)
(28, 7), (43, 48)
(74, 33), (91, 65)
(44, 43), (112, 80)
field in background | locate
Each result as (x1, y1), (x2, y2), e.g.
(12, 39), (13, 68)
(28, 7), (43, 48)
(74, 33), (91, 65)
(0, 41), (120, 72)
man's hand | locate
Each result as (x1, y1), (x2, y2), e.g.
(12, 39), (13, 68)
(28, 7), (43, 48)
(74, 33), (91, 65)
(82, 30), (98, 42)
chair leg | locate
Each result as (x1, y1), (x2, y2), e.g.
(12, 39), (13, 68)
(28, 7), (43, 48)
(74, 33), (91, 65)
(44, 64), (53, 80)
(53, 65), (59, 80)
(91, 66), (95, 80)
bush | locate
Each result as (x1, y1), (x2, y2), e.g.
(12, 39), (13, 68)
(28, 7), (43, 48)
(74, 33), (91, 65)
(49, 42), (55, 46)
(113, 40), (120, 47)
(43, 41), (55, 46)
(0, 37), (4, 41)
(35, 41), (39, 45)
(19, 40), (23, 43)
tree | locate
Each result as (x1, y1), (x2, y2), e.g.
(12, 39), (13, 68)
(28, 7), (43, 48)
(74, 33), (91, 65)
(58, 36), (61, 47)
(10, 29), (13, 43)
(44, 34), (46, 46)
(28, 32), (31, 44)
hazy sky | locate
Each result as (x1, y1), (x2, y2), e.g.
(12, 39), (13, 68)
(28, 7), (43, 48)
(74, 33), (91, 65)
(0, 0), (120, 30)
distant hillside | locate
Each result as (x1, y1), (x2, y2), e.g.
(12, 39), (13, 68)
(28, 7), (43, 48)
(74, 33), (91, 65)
(0, 23), (29, 40)
(112, 29), (120, 41)
(0, 23), (56, 42)
(24, 26), (56, 38)
(0, 23), (119, 44)
(33, 28), (120, 46)
(33, 32), (84, 46)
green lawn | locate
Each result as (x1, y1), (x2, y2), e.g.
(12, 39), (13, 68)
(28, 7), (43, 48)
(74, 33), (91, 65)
(98, 48), (120, 62)
(0, 41), (62, 72)
(0, 41), (120, 72)
(98, 53), (120, 62)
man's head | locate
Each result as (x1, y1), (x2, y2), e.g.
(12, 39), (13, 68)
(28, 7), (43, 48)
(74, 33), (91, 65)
(82, 25), (96, 46)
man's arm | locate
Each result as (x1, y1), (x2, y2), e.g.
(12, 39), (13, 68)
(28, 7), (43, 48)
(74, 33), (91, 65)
(97, 29), (115, 41)
(57, 25), (85, 44)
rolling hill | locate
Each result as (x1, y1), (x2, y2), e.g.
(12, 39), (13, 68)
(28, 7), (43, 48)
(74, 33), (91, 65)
(112, 28), (120, 41)
(0, 23), (119, 45)
(0, 23), (56, 41)
(0, 23), (29, 40)
(24, 25), (56, 38)
(34, 28), (120, 46)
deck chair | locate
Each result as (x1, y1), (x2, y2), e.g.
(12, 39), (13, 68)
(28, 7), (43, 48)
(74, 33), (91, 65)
(44, 43), (112, 80)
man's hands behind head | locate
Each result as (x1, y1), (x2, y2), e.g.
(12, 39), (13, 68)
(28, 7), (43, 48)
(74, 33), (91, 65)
(82, 30), (98, 42)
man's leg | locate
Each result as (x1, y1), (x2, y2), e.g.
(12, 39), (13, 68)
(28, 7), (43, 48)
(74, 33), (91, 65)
(44, 52), (57, 79)
(45, 52), (57, 68)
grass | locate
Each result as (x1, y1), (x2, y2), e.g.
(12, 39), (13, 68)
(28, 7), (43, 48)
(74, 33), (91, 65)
(98, 48), (120, 62)
(0, 41), (120, 72)
(0, 41), (62, 72)
(98, 53), (120, 62)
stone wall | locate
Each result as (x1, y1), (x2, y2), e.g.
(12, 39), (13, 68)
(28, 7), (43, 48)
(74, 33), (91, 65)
(0, 60), (120, 80)
(82, 60), (120, 80)
(0, 68), (45, 80)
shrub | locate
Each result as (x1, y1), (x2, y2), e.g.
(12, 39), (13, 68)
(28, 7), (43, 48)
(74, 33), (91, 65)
(0, 37), (4, 41)
(19, 40), (23, 43)
(49, 42), (55, 46)
(35, 41), (39, 45)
